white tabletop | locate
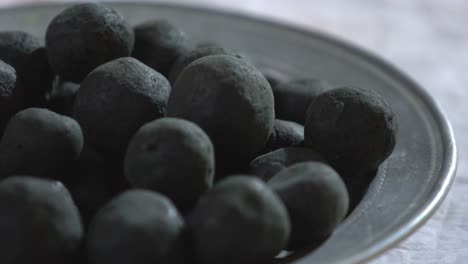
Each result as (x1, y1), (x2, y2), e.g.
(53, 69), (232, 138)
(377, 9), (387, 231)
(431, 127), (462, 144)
(2, 0), (466, 263)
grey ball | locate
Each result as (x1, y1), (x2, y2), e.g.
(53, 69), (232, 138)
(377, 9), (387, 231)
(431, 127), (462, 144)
(0, 176), (83, 264)
(87, 190), (184, 264)
(249, 147), (324, 181)
(265, 119), (304, 152)
(0, 32), (54, 107)
(189, 176), (290, 264)
(132, 19), (188, 76)
(167, 55), (274, 175)
(0, 60), (22, 133)
(268, 162), (349, 250)
(0, 108), (83, 179)
(274, 78), (333, 124)
(73, 57), (170, 158)
(125, 117), (215, 211)
(304, 87), (397, 175)
(168, 42), (230, 84)
(46, 3), (134, 82)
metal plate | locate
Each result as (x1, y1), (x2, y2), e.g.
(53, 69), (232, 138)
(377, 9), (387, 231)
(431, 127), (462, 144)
(0, 3), (456, 263)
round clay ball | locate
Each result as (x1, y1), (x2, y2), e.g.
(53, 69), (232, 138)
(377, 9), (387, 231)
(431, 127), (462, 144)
(46, 3), (134, 82)
(268, 162), (349, 250)
(87, 190), (184, 264)
(73, 57), (170, 158)
(168, 55), (274, 173)
(168, 43), (230, 84)
(0, 60), (22, 133)
(132, 19), (188, 76)
(47, 81), (79, 117)
(265, 119), (304, 152)
(189, 176), (290, 264)
(249, 147), (324, 181)
(304, 87), (397, 175)
(0, 31), (54, 107)
(125, 117), (215, 211)
(0, 108), (83, 179)
(274, 78), (333, 124)
(0, 176), (83, 264)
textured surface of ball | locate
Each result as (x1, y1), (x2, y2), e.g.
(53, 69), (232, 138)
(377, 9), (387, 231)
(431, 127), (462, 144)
(125, 117), (214, 211)
(0, 60), (21, 133)
(304, 87), (397, 175)
(132, 19), (188, 76)
(87, 190), (184, 264)
(0, 176), (83, 264)
(274, 78), (333, 124)
(0, 108), (83, 179)
(168, 55), (274, 174)
(46, 3), (134, 82)
(189, 176), (290, 264)
(268, 162), (349, 250)
(73, 57), (170, 157)
(249, 147), (324, 181)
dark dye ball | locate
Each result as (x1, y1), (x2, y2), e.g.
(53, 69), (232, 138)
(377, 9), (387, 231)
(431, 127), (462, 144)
(22, 47), (55, 107)
(125, 117), (214, 211)
(189, 176), (290, 264)
(87, 190), (185, 264)
(265, 119), (304, 152)
(0, 60), (22, 133)
(73, 57), (170, 158)
(0, 176), (83, 264)
(249, 147), (324, 181)
(46, 3), (134, 82)
(168, 43), (230, 84)
(268, 162), (349, 250)
(0, 31), (54, 107)
(132, 19), (188, 76)
(274, 78), (333, 124)
(64, 145), (128, 226)
(47, 81), (79, 117)
(168, 55), (274, 174)
(0, 108), (83, 179)
(304, 87), (397, 175)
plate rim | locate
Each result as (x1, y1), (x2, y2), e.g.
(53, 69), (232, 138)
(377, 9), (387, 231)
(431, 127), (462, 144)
(0, 2), (457, 263)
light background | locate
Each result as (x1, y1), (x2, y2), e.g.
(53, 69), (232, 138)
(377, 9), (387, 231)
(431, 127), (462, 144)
(1, 1), (467, 263)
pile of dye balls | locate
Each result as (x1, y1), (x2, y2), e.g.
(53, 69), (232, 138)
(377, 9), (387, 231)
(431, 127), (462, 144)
(0, 3), (397, 264)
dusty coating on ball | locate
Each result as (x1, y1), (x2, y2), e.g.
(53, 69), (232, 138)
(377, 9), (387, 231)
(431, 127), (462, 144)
(268, 162), (349, 250)
(132, 19), (188, 76)
(249, 147), (324, 181)
(274, 78), (333, 124)
(189, 176), (290, 264)
(264, 119), (304, 152)
(168, 43), (230, 84)
(73, 57), (170, 158)
(304, 87), (397, 175)
(167, 55), (275, 173)
(0, 176), (83, 264)
(46, 3), (134, 82)
(124, 117), (215, 211)
(0, 60), (21, 133)
(87, 190), (184, 264)
(0, 108), (83, 179)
